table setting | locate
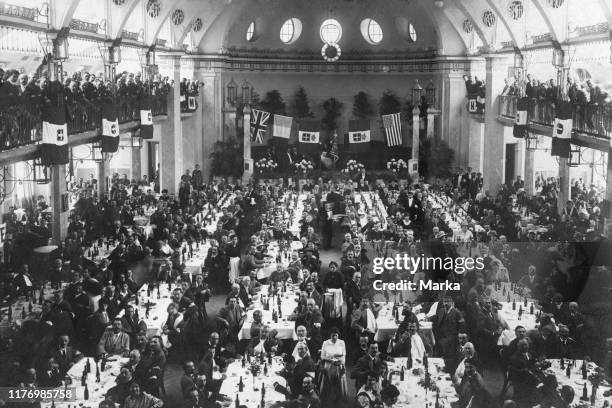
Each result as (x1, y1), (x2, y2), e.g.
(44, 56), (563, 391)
(218, 356), (289, 408)
(386, 357), (457, 407)
(238, 284), (301, 340)
(544, 358), (612, 407)
(374, 300), (434, 343)
(40, 356), (128, 408)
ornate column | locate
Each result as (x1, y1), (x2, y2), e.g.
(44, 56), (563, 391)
(160, 52), (184, 193)
(243, 105), (253, 183)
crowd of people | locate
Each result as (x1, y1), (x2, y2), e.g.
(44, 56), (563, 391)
(0, 159), (608, 408)
(0, 68), (174, 149)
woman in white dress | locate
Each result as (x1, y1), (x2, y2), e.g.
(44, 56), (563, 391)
(319, 327), (347, 404)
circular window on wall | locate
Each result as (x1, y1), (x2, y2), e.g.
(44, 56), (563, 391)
(360, 18), (383, 45)
(280, 18), (302, 44)
(320, 19), (342, 44)
(246, 21), (255, 41)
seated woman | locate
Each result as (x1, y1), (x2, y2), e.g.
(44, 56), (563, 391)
(355, 372), (381, 408)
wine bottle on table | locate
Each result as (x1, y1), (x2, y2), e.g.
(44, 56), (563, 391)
(238, 376), (244, 392)
(96, 363), (100, 382)
(560, 358), (565, 369)
(235, 395), (240, 408)
(582, 360), (587, 379)
(84, 383), (89, 400)
(582, 383), (588, 400)
(566, 364), (571, 378)
(400, 366), (405, 381)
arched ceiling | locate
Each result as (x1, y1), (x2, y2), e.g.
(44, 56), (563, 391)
(15, 0), (612, 55)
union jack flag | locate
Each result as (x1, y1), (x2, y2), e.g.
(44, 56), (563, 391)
(250, 109), (270, 144)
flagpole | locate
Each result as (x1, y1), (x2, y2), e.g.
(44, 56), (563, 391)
(243, 104), (253, 184)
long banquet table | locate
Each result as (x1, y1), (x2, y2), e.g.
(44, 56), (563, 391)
(386, 357), (458, 408)
(238, 285), (300, 340)
(218, 357), (289, 408)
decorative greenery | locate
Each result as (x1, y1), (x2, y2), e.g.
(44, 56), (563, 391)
(255, 158), (278, 175)
(209, 139), (244, 178)
(353, 91), (374, 119)
(419, 138), (455, 179)
(293, 159), (314, 176)
(291, 86), (313, 119)
(322, 97), (344, 131)
(379, 90), (401, 116)
(341, 159), (365, 175)
(386, 158), (408, 175)
(260, 90), (285, 115)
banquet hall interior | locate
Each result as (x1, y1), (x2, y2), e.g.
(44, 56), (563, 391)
(0, 0), (612, 407)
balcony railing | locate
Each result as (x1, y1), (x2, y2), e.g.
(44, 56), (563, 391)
(69, 19), (100, 33)
(0, 92), (169, 153)
(122, 30), (140, 41)
(498, 95), (612, 140)
(0, 3), (38, 21)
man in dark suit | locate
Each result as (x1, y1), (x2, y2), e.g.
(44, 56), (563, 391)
(50, 334), (81, 376)
(121, 304), (147, 349)
(553, 324), (578, 359)
(217, 296), (245, 340)
(345, 272), (362, 325)
(432, 296), (466, 362)
(509, 338), (539, 406)
(351, 342), (388, 390)
(351, 298), (382, 341)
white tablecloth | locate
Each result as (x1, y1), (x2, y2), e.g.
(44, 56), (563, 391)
(41, 357), (128, 408)
(256, 241), (303, 281)
(386, 357), (457, 408)
(496, 299), (539, 346)
(238, 286), (300, 340)
(374, 302), (434, 343)
(544, 359), (612, 407)
(219, 358), (289, 408)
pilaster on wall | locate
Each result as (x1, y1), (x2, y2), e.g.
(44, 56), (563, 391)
(51, 164), (67, 245)
(482, 54), (512, 193)
(160, 54), (184, 194)
(557, 158), (572, 216)
(439, 57), (484, 171)
(199, 69), (223, 182)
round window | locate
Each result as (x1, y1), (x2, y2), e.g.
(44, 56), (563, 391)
(360, 18), (383, 45)
(280, 18), (302, 44)
(320, 19), (342, 44)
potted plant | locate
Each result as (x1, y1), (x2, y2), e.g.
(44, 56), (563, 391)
(255, 158), (278, 179)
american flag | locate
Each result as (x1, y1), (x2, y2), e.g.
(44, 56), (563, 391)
(250, 109), (270, 143)
(382, 113), (402, 147)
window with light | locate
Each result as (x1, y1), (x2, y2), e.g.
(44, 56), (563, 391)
(280, 18), (302, 44)
(246, 21), (255, 41)
(320, 19), (342, 44)
(361, 18), (383, 45)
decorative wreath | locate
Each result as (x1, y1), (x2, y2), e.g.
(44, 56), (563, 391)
(321, 43), (341, 62)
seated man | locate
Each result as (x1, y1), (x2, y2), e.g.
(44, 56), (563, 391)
(247, 325), (280, 355)
(216, 296), (245, 341)
(456, 358), (493, 408)
(121, 304), (148, 349)
(351, 342), (388, 390)
(97, 318), (130, 357)
(391, 318), (432, 362)
(293, 299), (324, 352)
(351, 298), (382, 341)
(50, 334), (82, 376)
(249, 310), (264, 339)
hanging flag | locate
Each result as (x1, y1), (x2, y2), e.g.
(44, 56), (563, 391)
(298, 120), (321, 154)
(40, 103), (69, 165)
(382, 113), (402, 147)
(139, 96), (154, 140)
(250, 109), (270, 144)
(513, 97), (529, 139)
(101, 102), (120, 153)
(348, 120), (371, 153)
(188, 96), (197, 110)
(467, 98), (477, 113)
(551, 101), (572, 158)
(273, 114), (293, 140)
